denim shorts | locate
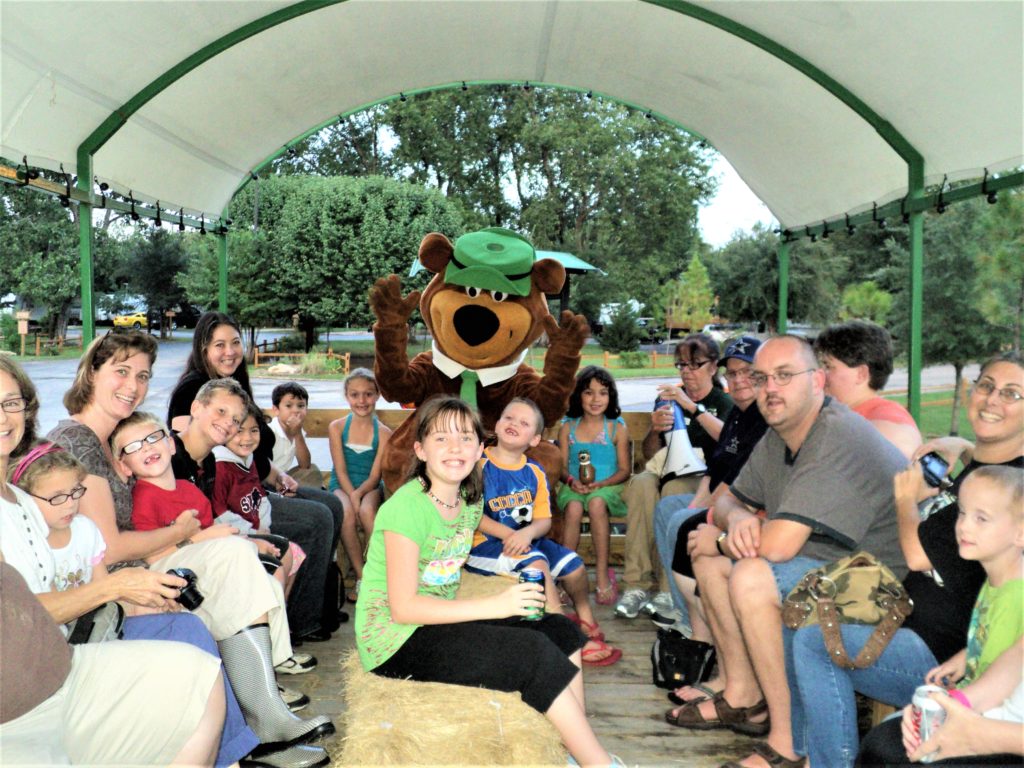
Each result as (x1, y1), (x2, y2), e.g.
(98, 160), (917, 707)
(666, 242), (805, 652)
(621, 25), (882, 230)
(767, 555), (827, 600)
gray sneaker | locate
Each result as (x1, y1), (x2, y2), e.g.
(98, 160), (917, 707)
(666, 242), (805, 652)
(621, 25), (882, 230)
(641, 591), (675, 616)
(614, 588), (649, 619)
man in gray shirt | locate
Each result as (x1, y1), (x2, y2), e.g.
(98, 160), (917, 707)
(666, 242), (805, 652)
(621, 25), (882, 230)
(666, 335), (907, 768)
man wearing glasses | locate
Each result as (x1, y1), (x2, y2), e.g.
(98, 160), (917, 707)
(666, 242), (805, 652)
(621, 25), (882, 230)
(668, 335), (909, 768)
(617, 334), (734, 620)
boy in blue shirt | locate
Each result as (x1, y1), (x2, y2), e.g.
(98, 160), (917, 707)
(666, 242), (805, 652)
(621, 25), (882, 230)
(467, 398), (621, 666)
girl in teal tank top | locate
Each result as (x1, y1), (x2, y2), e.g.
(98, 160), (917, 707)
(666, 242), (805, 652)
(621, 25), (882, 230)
(328, 369), (392, 600)
(556, 367), (631, 606)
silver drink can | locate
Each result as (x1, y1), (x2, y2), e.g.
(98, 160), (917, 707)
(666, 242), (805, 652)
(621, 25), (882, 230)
(912, 685), (948, 762)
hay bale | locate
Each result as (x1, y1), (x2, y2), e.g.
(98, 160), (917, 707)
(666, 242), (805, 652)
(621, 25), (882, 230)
(340, 571), (567, 766)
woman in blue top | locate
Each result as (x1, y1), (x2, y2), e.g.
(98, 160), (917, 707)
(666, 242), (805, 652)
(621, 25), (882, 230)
(328, 369), (391, 601)
(557, 367), (631, 605)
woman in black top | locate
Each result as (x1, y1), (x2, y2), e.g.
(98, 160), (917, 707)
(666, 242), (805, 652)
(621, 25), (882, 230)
(168, 312), (345, 640)
(790, 351), (1024, 768)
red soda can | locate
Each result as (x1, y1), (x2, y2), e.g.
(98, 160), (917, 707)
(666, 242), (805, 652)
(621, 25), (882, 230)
(518, 568), (545, 621)
(912, 685), (947, 762)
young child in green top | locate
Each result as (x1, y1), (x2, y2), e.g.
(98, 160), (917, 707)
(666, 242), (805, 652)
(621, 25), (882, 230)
(921, 465), (1023, 693)
(354, 397), (621, 767)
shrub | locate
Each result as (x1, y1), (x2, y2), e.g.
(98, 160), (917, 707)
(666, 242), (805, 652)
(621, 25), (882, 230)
(599, 305), (642, 353)
(619, 351), (648, 369)
(275, 333), (309, 353)
(299, 352), (344, 376)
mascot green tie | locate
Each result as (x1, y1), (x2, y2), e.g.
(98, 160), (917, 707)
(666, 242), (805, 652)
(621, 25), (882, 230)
(459, 370), (480, 409)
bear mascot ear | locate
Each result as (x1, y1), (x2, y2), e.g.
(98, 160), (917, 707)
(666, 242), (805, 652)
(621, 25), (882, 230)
(419, 232), (454, 274)
(531, 258), (567, 296)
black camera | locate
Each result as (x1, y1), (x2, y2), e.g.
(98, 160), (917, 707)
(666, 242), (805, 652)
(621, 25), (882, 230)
(167, 568), (204, 611)
(919, 452), (952, 490)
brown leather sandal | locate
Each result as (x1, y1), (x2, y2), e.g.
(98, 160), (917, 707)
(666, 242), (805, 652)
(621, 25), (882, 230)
(665, 691), (770, 736)
(719, 741), (806, 768)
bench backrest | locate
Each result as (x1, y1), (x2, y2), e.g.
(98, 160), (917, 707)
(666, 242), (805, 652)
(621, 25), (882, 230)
(291, 409), (654, 473)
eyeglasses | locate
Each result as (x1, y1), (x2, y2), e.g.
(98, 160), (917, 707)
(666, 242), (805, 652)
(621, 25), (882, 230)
(0, 398), (28, 414)
(973, 380), (1023, 404)
(675, 360), (712, 371)
(724, 367), (754, 382)
(29, 485), (87, 506)
(119, 428), (168, 457)
(749, 369), (816, 388)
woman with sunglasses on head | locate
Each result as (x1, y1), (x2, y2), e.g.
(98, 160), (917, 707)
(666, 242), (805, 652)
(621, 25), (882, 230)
(39, 336), (334, 765)
(617, 333), (734, 620)
(168, 312), (344, 643)
(788, 351), (1024, 768)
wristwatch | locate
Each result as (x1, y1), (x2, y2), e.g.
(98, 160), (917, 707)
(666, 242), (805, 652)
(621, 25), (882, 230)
(176, 538), (193, 549)
(693, 403), (707, 416)
(715, 531), (729, 557)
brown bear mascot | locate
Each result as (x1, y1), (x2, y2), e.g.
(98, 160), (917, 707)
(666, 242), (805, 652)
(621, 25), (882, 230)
(370, 227), (589, 493)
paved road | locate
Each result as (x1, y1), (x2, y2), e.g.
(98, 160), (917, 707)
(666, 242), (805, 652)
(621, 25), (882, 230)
(15, 334), (978, 470)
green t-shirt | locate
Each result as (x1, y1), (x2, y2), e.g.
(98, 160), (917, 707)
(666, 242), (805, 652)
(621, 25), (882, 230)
(963, 577), (1023, 684)
(355, 479), (482, 670)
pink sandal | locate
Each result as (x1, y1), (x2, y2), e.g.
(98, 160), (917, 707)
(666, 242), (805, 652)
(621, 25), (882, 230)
(595, 579), (619, 606)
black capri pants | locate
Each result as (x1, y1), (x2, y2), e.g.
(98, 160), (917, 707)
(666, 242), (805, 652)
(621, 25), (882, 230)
(672, 509), (708, 579)
(372, 614), (587, 713)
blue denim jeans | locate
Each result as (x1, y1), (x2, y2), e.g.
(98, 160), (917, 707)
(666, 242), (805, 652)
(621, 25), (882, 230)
(791, 623), (937, 768)
(653, 494), (702, 622)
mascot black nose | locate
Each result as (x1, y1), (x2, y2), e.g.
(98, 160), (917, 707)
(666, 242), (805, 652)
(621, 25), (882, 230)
(453, 304), (499, 347)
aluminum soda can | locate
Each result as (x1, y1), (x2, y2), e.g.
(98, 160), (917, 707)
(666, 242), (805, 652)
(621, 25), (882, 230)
(518, 568), (545, 621)
(912, 685), (947, 762)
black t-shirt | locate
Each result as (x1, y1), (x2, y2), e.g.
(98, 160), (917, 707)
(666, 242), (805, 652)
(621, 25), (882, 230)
(707, 403), (768, 491)
(170, 432), (218, 499)
(901, 455), (1024, 663)
(167, 371), (275, 480)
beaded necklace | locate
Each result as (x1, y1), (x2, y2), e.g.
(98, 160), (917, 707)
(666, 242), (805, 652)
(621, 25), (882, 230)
(1, 487), (51, 588)
(419, 477), (460, 510)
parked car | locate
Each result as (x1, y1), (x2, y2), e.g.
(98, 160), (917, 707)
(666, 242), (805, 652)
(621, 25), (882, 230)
(636, 317), (665, 344)
(113, 311), (148, 329)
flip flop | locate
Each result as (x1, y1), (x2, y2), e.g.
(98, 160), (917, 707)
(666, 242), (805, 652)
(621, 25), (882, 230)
(668, 682), (720, 706)
(582, 639), (623, 667)
(566, 613), (606, 642)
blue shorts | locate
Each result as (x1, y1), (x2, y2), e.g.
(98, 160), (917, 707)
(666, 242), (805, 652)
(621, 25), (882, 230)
(466, 535), (584, 580)
(766, 555), (827, 600)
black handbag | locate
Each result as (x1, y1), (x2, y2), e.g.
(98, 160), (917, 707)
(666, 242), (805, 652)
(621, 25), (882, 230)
(650, 627), (716, 689)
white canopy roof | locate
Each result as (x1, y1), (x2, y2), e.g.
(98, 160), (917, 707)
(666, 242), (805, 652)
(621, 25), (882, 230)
(3, 0), (1021, 229)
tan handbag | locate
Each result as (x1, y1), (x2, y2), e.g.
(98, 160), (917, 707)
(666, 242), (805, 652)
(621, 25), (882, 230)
(782, 552), (913, 670)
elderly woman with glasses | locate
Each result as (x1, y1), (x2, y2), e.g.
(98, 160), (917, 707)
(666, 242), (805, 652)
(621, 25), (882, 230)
(616, 333), (735, 620)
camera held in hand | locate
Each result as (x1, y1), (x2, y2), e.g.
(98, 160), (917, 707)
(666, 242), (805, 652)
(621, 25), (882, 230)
(166, 567), (204, 611)
(919, 452), (952, 490)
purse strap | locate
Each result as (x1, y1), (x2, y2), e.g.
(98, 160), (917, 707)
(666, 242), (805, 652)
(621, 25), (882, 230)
(816, 589), (913, 670)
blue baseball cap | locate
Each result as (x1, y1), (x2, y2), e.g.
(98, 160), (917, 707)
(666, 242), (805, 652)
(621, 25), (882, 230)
(721, 335), (761, 364)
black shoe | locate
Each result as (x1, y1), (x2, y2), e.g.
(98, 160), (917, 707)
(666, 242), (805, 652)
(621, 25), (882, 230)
(296, 628), (332, 643)
(338, 609), (349, 624)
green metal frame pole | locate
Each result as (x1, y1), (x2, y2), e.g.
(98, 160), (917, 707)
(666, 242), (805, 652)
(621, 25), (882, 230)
(76, 150), (95, 344)
(777, 241), (789, 334)
(907, 160), (926, 423)
(217, 232), (228, 312)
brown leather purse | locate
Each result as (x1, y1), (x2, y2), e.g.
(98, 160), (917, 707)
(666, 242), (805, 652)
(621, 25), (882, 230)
(782, 552), (913, 670)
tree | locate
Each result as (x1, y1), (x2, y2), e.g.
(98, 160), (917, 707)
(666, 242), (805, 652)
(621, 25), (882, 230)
(974, 192), (1024, 352)
(841, 280), (893, 324)
(707, 224), (843, 330)
(662, 253), (715, 332)
(127, 229), (189, 338)
(600, 303), (642, 353)
(185, 175), (464, 348)
(885, 202), (999, 434)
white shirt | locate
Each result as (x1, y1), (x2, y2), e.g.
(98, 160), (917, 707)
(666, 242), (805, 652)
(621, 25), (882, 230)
(0, 485), (56, 593)
(431, 343), (528, 387)
(270, 417), (297, 472)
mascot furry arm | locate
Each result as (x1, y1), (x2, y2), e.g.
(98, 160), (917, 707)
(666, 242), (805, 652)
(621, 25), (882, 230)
(370, 229), (589, 492)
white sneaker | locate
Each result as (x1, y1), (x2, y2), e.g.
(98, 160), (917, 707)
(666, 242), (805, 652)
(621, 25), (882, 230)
(274, 652), (318, 675)
(614, 588), (649, 619)
(641, 591), (674, 616)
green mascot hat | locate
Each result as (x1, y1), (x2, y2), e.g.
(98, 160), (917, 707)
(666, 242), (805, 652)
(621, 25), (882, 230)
(445, 227), (536, 297)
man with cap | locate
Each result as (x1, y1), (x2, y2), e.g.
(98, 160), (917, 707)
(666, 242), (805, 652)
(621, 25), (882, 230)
(650, 336), (769, 635)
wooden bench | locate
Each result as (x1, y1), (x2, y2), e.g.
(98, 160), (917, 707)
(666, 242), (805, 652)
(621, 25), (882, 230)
(295, 408), (655, 567)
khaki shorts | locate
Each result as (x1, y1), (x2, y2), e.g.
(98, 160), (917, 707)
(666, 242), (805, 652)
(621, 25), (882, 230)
(153, 535), (292, 665)
(0, 640), (220, 765)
